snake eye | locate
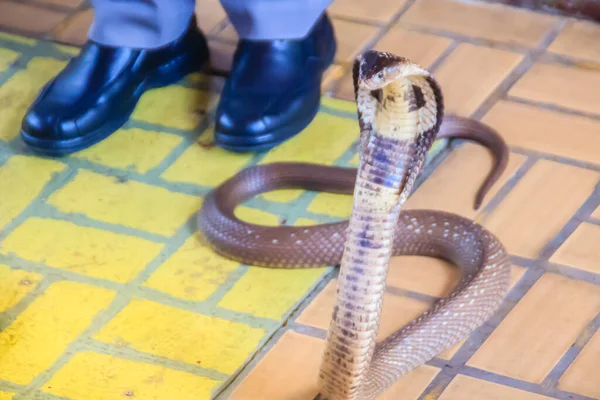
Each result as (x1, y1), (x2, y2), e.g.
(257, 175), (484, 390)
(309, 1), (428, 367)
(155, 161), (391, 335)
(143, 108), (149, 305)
(377, 72), (384, 79)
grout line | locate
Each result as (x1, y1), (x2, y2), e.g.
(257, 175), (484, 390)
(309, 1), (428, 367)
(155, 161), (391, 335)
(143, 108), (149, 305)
(538, 184), (600, 260)
(384, 285), (439, 304)
(456, 365), (597, 400)
(329, 0), (420, 95)
(327, 13), (386, 27)
(506, 95), (600, 121)
(35, 204), (174, 244)
(210, 273), (337, 399)
(0, 380), (25, 395)
(82, 338), (231, 382)
(400, 22), (533, 53)
(543, 261), (600, 285)
(19, 0), (82, 14)
(477, 155), (538, 216)
(0, 276), (58, 328)
(16, 391), (70, 400)
(419, 266), (546, 398)
(426, 40), (459, 73)
(471, 18), (567, 122)
(0, 165), (75, 239)
(288, 323), (328, 340)
(543, 310), (600, 389)
(540, 50), (600, 69)
(509, 147), (600, 173)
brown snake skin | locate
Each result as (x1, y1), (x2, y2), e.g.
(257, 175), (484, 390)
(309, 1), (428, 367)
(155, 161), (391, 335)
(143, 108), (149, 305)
(197, 51), (511, 399)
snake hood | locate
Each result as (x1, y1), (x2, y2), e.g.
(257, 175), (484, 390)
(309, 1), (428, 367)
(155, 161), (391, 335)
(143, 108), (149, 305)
(353, 50), (444, 202)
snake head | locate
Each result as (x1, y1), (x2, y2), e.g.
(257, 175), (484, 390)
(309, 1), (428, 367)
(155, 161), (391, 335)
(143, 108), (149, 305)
(355, 50), (407, 91)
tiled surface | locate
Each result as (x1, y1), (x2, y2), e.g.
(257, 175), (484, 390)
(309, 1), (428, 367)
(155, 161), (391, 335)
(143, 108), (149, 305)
(1, 1), (600, 400)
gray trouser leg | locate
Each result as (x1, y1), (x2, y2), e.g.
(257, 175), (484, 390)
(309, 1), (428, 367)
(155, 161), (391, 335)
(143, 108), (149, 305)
(87, 0), (332, 48)
(220, 0), (332, 40)
(88, 0), (195, 48)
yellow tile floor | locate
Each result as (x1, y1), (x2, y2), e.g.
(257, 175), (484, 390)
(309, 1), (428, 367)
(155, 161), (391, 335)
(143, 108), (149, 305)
(1, 0), (600, 399)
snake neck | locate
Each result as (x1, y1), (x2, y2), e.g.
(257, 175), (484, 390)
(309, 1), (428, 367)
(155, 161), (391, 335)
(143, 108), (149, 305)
(317, 129), (416, 399)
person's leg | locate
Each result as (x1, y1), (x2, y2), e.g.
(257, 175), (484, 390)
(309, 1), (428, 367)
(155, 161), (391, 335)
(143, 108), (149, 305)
(221, 0), (332, 40)
(88, 0), (194, 48)
(214, 0), (336, 152)
(21, 0), (209, 156)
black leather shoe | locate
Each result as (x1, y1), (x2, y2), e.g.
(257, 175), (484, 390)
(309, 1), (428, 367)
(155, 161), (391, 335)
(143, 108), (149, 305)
(214, 13), (336, 152)
(21, 17), (209, 156)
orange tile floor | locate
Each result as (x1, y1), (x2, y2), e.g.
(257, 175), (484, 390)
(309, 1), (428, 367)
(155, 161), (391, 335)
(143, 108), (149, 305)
(1, 0), (600, 399)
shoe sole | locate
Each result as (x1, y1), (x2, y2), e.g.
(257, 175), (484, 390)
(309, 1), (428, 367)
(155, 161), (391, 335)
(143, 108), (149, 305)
(214, 38), (338, 153)
(21, 49), (209, 157)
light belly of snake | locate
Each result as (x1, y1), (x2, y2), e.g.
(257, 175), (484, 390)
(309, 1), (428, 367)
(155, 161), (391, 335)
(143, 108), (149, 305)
(197, 51), (511, 400)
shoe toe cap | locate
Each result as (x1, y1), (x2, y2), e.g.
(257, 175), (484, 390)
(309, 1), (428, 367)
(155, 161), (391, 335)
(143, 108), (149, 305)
(21, 109), (78, 141)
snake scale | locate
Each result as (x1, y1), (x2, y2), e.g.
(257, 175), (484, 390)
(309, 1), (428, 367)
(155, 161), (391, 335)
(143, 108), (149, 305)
(197, 50), (511, 400)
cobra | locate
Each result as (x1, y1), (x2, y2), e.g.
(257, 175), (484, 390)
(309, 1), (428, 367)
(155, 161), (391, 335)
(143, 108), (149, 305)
(197, 50), (511, 400)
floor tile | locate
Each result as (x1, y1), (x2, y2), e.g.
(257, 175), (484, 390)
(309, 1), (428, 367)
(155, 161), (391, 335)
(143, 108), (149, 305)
(0, 155), (66, 230)
(44, 351), (219, 400)
(509, 62), (600, 115)
(467, 273), (600, 383)
(132, 86), (209, 130)
(332, 26), (454, 100)
(0, 57), (66, 142)
(329, 0), (407, 23)
(439, 374), (553, 399)
(387, 257), (526, 298)
(0, 281), (115, 385)
(404, 143), (526, 219)
(482, 100), (600, 164)
(52, 9), (93, 46)
(0, 2), (66, 34)
(548, 19), (600, 63)
(331, 18), (379, 62)
(333, 73), (356, 101)
(374, 26), (452, 68)
(258, 113), (359, 203)
(0, 264), (43, 312)
(307, 192), (352, 218)
(215, 23), (237, 42)
(400, 0), (555, 47)
(218, 267), (328, 321)
(33, 0), (83, 8)
(216, 213), (329, 321)
(0, 47), (19, 72)
(550, 223), (600, 274)
(94, 299), (266, 375)
(74, 128), (183, 173)
(482, 160), (599, 258)
(47, 170), (201, 236)
(558, 328), (600, 398)
(230, 330), (440, 399)
(296, 279), (431, 341)
(161, 128), (254, 187)
(1, 218), (163, 283)
(142, 232), (239, 302)
(434, 43), (523, 116)
(195, 0), (227, 34)
(207, 40), (235, 71)
(0, 32), (37, 45)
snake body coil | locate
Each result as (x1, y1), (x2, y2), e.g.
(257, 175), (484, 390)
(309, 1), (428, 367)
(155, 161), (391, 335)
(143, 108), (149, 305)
(197, 51), (511, 399)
